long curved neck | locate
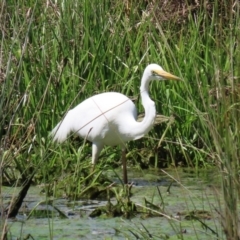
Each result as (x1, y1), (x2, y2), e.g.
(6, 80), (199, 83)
(138, 90), (156, 135)
(129, 75), (156, 140)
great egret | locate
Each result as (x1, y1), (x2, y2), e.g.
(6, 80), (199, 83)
(51, 64), (180, 184)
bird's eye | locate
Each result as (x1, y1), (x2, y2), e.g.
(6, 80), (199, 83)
(151, 71), (158, 76)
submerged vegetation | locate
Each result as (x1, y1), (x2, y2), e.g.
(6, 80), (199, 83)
(1, 0), (240, 239)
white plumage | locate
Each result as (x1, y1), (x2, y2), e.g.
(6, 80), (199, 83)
(51, 64), (180, 183)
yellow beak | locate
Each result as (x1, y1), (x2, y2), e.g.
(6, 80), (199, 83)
(155, 69), (181, 80)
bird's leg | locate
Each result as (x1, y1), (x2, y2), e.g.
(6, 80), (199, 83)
(91, 163), (95, 173)
(122, 148), (128, 184)
(91, 142), (103, 173)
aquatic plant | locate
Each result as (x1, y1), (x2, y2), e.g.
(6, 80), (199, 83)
(1, 0), (240, 239)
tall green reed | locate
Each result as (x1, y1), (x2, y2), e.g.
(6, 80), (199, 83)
(1, 0), (240, 238)
(166, 1), (240, 237)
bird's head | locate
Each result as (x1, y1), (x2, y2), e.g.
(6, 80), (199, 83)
(145, 63), (180, 81)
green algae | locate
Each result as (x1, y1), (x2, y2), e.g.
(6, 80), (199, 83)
(2, 169), (223, 239)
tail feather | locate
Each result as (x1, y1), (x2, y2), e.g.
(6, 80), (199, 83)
(50, 111), (72, 143)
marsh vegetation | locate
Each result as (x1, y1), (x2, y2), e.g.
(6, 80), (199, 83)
(1, 0), (240, 239)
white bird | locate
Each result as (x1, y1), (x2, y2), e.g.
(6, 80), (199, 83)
(51, 64), (180, 184)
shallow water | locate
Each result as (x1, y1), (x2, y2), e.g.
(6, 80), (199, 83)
(2, 168), (224, 239)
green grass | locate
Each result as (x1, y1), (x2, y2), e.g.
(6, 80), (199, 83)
(1, 0), (240, 239)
